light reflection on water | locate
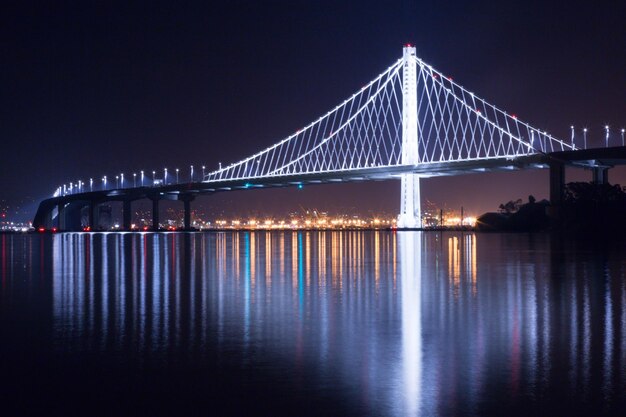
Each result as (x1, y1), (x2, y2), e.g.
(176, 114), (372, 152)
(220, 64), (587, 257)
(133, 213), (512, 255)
(2, 231), (626, 415)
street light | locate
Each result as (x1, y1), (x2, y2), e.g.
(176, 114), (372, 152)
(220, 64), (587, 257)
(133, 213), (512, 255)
(141, 170), (144, 186)
(90, 178), (93, 191)
(605, 125), (610, 147)
(202, 165), (206, 179)
(103, 176), (107, 190)
(133, 173), (137, 188)
(121, 173), (124, 188)
(583, 128), (587, 149)
(622, 128), (625, 146)
(152, 170), (156, 185)
(164, 168), (168, 184)
(570, 125), (574, 147)
(116, 175), (119, 189)
(176, 168), (179, 184)
(190, 165), (194, 182)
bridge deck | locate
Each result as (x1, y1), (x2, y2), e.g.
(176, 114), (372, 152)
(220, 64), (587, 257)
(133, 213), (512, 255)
(33, 147), (626, 230)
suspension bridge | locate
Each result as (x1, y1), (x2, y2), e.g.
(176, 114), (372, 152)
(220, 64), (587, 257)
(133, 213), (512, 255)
(33, 46), (626, 231)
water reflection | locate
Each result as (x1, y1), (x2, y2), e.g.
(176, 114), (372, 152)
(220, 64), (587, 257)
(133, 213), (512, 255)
(399, 232), (422, 416)
(39, 231), (626, 415)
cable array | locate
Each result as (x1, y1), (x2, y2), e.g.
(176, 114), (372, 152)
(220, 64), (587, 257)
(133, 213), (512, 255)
(414, 57), (573, 163)
(203, 54), (573, 183)
(205, 59), (404, 181)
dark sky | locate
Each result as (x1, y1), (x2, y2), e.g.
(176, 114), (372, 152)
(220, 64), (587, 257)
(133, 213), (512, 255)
(1, 1), (624, 220)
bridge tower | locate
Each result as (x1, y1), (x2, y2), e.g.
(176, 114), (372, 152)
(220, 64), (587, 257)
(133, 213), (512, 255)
(397, 45), (421, 228)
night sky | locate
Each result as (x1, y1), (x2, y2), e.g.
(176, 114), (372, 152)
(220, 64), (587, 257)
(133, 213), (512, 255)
(2, 1), (624, 221)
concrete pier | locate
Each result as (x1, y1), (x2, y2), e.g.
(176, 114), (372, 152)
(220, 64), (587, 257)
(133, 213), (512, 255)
(123, 200), (132, 230)
(151, 197), (160, 231)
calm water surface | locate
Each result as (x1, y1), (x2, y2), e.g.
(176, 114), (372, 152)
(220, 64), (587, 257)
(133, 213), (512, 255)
(1, 231), (625, 416)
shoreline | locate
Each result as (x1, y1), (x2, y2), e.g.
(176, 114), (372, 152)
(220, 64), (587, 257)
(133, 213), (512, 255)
(4, 226), (478, 234)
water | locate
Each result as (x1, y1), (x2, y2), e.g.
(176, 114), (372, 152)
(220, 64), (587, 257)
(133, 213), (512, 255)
(1, 231), (625, 416)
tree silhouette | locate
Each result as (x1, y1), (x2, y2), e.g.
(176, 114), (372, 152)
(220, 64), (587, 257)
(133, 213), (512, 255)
(498, 199), (522, 214)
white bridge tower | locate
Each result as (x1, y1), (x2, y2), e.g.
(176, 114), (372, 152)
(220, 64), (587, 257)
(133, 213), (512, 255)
(397, 45), (421, 228)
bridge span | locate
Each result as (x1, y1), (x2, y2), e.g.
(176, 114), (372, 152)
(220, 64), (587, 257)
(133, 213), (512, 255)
(34, 147), (626, 231)
(32, 46), (623, 231)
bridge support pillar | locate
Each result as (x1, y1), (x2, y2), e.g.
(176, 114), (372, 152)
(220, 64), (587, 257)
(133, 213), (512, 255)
(151, 197), (160, 231)
(184, 200), (191, 230)
(56, 202), (66, 230)
(34, 204), (53, 230)
(548, 161), (565, 222)
(88, 201), (100, 230)
(398, 174), (421, 228)
(42, 210), (53, 229)
(183, 198), (192, 230)
(397, 45), (421, 228)
(549, 161), (565, 206)
(592, 167), (609, 185)
(179, 195), (195, 230)
(123, 200), (132, 230)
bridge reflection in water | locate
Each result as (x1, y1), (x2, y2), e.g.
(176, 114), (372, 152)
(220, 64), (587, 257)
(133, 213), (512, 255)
(46, 231), (626, 415)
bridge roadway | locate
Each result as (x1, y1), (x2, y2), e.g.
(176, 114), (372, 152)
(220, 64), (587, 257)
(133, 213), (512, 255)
(32, 146), (626, 231)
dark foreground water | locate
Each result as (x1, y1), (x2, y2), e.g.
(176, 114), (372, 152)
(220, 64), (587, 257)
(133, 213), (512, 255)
(1, 231), (625, 416)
